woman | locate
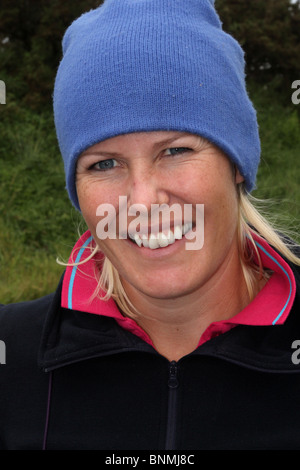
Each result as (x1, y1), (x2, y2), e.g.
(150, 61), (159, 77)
(0, 0), (300, 450)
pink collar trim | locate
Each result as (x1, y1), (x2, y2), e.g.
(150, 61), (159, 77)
(61, 230), (296, 347)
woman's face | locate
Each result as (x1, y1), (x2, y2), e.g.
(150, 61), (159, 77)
(76, 131), (244, 301)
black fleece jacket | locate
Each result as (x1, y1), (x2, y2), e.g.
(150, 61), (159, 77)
(0, 260), (300, 450)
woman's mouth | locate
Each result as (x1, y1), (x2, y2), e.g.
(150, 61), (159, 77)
(128, 222), (193, 249)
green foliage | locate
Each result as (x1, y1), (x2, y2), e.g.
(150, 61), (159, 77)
(0, 104), (85, 302)
(249, 81), (300, 237)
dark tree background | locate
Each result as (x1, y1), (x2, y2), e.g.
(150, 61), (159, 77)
(215, 0), (300, 86)
(0, 0), (102, 109)
(0, 0), (299, 110)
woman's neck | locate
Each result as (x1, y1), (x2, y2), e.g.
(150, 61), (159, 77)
(121, 250), (253, 362)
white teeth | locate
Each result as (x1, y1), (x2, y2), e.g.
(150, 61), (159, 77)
(174, 225), (183, 240)
(149, 233), (160, 249)
(183, 222), (193, 235)
(166, 229), (175, 244)
(141, 234), (149, 248)
(134, 233), (142, 247)
(158, 232), (169, 247)
(130, 223), (193, 249)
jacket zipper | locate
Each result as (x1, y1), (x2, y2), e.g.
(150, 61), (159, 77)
(165, 360), (179, 450)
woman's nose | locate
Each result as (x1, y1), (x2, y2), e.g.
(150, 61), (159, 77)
(127, 169), (170, 212)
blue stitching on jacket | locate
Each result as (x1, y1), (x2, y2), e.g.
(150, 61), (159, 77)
(254, 241), (293, 325)
(68, 236), (93, 309)
(66, 236), (293, 325)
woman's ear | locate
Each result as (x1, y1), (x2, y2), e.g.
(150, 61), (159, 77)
(235, 166), (244, 184)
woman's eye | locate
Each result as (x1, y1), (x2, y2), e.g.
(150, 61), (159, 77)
(93, 159), (117, 171)
(164, 147), (192, 156)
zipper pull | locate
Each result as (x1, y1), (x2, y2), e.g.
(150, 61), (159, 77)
(168, 361), (179, 388)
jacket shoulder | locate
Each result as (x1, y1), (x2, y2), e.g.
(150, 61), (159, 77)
(0, 293), (55, 339)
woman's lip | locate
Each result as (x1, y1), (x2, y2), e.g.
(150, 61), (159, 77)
(121, 221), (195, 239)
(135, 221), (188, 237)
(124, 228), (194, 257)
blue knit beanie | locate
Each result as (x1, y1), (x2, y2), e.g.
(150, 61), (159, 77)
(53, 0), (260, 210)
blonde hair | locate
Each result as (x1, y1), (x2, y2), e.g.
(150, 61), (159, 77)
(61, 186), (300, 318)
(237, 186), (299, 301)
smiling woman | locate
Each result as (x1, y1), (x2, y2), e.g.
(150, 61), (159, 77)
(1, 0), (300, 451)
(75, 131), (246, 329)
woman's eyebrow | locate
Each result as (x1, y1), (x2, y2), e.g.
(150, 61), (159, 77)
(80, 133), (193, 158)
(152, 133), (192, 149)
(80, 150), (122, 158)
